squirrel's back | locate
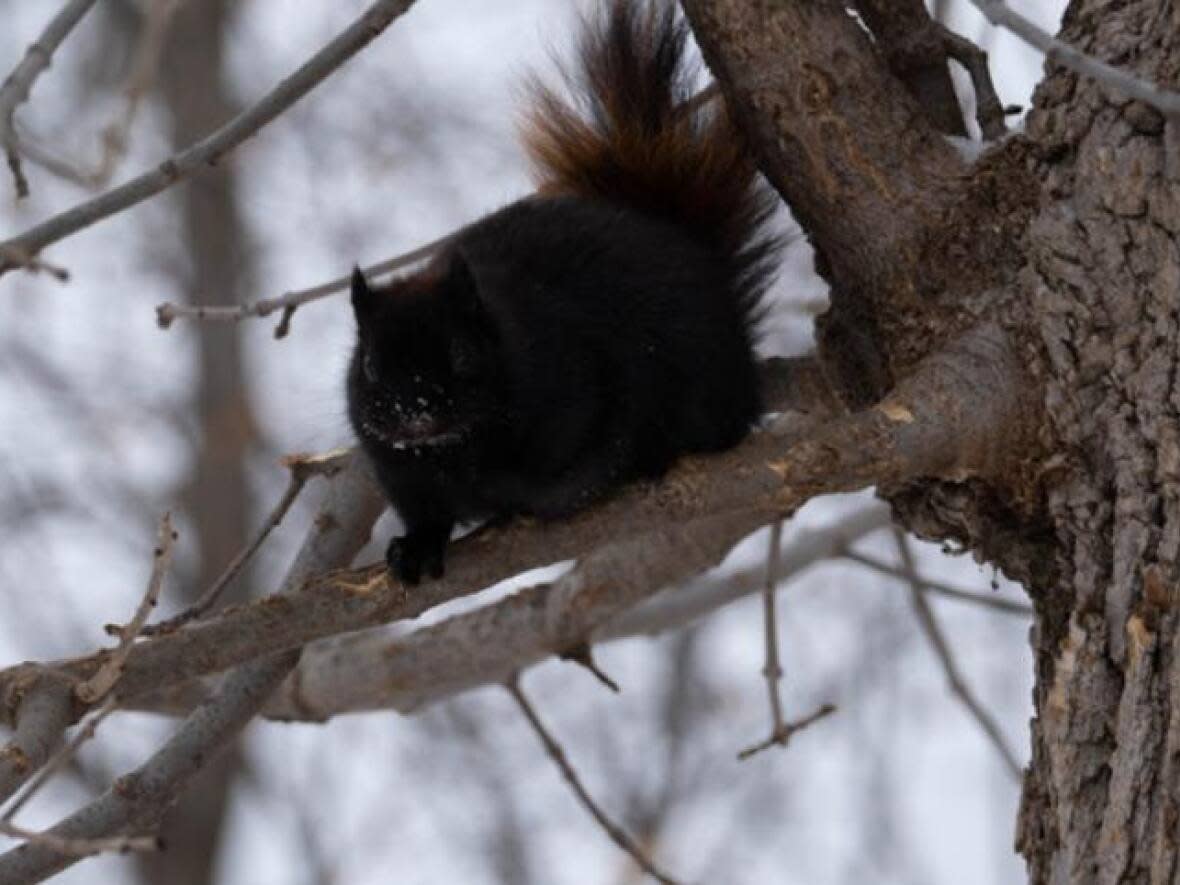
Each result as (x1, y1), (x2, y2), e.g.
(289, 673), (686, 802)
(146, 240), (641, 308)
(345, 0), (783, 584)
(521, 0), (778, 322)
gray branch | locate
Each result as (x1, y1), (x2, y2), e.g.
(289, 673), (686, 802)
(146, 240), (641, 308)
(967, 0), (1180, 117)
(0, 0), (100, 198)
(0, 457), (385, 884)
(0, 0), (418, 277)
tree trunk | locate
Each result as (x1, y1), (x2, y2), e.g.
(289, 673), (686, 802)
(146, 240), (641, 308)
(1014, 3), (1180, 882)
(683, 0), (1180, 881)
(142, 2), (258, 883)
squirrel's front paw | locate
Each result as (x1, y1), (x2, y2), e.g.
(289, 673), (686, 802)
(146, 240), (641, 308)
(385, 533), (446, 585)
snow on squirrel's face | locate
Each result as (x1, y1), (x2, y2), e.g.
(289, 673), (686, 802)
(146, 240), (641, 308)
(346, 257), (501, 454)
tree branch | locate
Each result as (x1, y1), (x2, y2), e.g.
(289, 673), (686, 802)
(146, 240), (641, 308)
(126, 507), (888, 720)
(737, 521), (837, 759)
(841, 550), (1032, 616)
(1, 700), (116, 824)
(0, 325), (1029, 731)
(143, 450), (350, 636)
(507, 678), (682, 885)
(75, 513), (176, 704)
(0, 453), (385, 883)
(966, 0), (1180, 118)
(154, 231), (453, 338)
(894, 529), (1023, 780)
(0, 673), (74, 806)
(0, 0), (100, 198)
(681, 0), (965, 303)
(851, 0), (968, 137)
(0, 0), (419, 278)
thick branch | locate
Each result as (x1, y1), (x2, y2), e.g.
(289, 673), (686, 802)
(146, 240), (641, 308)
(0, 0), (418, 277)
(0, 675), (74, 806)
(0, 328), (1026, 732)
(681, 0), (965, 302)
(851, 0), (968, 137)
(131, 507), (892, 720)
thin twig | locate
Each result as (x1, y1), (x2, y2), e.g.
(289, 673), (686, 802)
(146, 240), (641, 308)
(842, 549), (1032, 616)
(75, 513), (177, 704)
(0, 0), (420, 277)
(938, 24), (1007, 139)
(759, 522), (786, 729)
(0, 0), (101, 197)
(150, 85), (723, 336)
(0, 244), (69, 281)
(1, 699), (118, 824)
(557, 643), (620, 693)
(506, 678), (682, 885)
(154, 232), (452, 338)
(737, 521), (837, 760)
(9, 0), (180, 192)
(737, 703), (838, 760)
(893, 528), (1023, 780)
(966, 0), (1180, 118)
(0, 818), (159, 858)
(142, 450), (349, 636)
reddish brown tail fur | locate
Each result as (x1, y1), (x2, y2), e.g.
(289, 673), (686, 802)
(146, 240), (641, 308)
(521, 0), (776, 311)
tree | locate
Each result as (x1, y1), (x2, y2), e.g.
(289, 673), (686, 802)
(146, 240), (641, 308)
(0, 0), (1169, 882)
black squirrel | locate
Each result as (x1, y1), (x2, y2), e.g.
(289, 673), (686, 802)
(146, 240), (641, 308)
(346, 0), (780, 584)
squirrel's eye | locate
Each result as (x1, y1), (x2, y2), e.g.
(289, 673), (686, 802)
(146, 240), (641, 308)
(363, 352), (379, 383)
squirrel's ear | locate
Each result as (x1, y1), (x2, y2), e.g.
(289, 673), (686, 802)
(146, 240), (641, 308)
(350, 265), (374, 321)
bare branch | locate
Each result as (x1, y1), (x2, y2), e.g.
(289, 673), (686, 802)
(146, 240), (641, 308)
(3, 326), (1027, 725)
(938, 24), (1008, 139)
(736, 703), (838, 761)
(138, 507), (891, 721)
(143, 449), (350, 636)
(150, 86), (719, 336)
(0, 0), (101, 198)
(507, 678), (682, 885)
(0, 673), (74, 806)
(894, 528), (1023, 780)
(75, 513), (177, 705)
(154, 232), (451, 337)
(0, 246), (68, 282)
(13, 0), (182, 192)
(600, 506), (891, 640)
(0, 456), (386, 883)
(0, 0), (420, 278)
(0, 819), (158, 859)
(966, 0), (1180, 118)
(758, 522), (786, 730)
(736, 522), (838, 760)
(1, 700), (117, 824)
(842, 550), (1032, 616)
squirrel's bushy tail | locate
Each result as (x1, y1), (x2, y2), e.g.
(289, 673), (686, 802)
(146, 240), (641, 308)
(522, 0), (778, 316)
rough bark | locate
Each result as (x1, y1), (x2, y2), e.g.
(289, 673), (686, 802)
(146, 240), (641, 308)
(685, 1), (1180, 882)
(1012, 3), (1180, 882)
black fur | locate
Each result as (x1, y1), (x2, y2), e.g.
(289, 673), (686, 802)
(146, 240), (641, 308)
(346, 1), (779, 584)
